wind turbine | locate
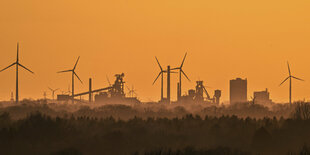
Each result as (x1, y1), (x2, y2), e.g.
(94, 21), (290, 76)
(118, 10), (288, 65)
(153, 57), (165, 101)
(58, 56), (83, 103)
(153, 57), (177, 102)
(0, 43), (34, 103)
(126, 85), (137, 98)
(171, 52), (190, 101)
(48, 87), (59, 101)
(279, 62), (304, 105)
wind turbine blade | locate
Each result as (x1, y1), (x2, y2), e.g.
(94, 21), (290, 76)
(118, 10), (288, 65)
(181, 70), (190, 81)
(57, 69), (72, 73)
(170, 71), (178, 74)
(48, 87), (53, 91)
(0, 62), (16, 72)
(73, 56), (80, 70)
(292, 76), (305, 81)
(74, 72), (83, 84)
(287, 61), (291, 76)
(180, 52), (187, 68)
(170, 67), (179, 70)
(155, 57), (163, 71)
(18, 63), (34, 74)
(17, 42), (19, 61)
(279, 76), (290, 86)
(55, 88), (60, 91)
(152, 72), (162, 85)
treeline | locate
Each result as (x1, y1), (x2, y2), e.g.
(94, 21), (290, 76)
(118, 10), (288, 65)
(0, 99), (299, 120)
(0, 109), (310, 154)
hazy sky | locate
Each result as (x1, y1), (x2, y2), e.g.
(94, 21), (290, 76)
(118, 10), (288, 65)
(0, 0), (309, 102)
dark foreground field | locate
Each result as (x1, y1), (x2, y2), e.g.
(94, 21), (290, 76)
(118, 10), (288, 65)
(0, 101), (310, 155)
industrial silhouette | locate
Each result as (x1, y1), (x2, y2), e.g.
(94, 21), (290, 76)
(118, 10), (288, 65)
(0, 44), (307, 106)
(279, 62), (304, 105)
(171, 53), (191, 102)
(58, 73), (139, 104)
(0, 43), (34, 103)
(253, 89), (272, 106)
(57, 56), (83, 104)
(1, 44), (310, 155)
(48, 87), (59, 101)
(152, 53), (222, 104)
(251, 96), (256, 105)
(152, 57), (177, 103)
(230, 78), (247, 104)
(106, 75), (112, 87)
(180, 80), (221, 104)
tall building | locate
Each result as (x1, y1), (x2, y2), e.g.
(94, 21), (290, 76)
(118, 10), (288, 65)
(230, 78), (247, 104)
(254, 88), (272, 105)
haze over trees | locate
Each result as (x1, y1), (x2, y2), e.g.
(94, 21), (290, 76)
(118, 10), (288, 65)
(0, 100), (309, 154)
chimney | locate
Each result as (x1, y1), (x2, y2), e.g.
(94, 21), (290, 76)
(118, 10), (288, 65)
(89, 78), (92, 103)
(167, 65), (171, 103)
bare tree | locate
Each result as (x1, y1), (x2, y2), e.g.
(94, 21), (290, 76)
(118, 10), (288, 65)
(293, 102), (310, 120)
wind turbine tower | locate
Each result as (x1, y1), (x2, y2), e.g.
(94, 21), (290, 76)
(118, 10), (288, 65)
(89, 78), (92, 103)
(279, 62), (304, 105)
(0, 43), (34, 103)
(167, 65), (171, 103)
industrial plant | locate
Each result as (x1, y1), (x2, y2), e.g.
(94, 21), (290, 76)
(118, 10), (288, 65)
(230, 78), (247, 104)
(0, 43), (305, 106)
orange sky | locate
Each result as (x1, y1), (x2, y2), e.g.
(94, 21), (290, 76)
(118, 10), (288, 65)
(0, 0), (310, 102)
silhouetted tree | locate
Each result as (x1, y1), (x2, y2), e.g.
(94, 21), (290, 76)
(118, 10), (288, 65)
(293, 102), (310, 120)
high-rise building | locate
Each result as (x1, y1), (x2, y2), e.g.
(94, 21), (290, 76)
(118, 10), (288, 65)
(230, 78), (247, 104)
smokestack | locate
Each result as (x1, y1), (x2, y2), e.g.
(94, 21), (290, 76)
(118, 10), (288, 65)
(89, 78), (92, 103)
(167, 65), (171, 103)
(214, 90), (221, 104)
(161, 74), (163, 101)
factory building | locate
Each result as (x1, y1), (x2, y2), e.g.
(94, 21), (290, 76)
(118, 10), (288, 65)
(57, 94), (70, 101)
(254, 88), (272, 105)
(230, 78), (247, 104)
